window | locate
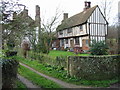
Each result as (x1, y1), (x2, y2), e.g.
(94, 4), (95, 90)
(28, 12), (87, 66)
(75, 37), (79, 45)
(67, 28), (72, 33)
(86, 40), (89, 46)
(61, 39), (64, 46)
(59, 31), (63, 35)
(65, 39), (68, 44)
(80, 25), (83, 31)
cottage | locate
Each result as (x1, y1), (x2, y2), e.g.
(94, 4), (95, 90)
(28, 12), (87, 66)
(57, 1), (108, 52)
(13, 5), (41, 46)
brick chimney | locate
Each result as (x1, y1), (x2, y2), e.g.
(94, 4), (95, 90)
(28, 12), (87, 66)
(63, 13), (68, 20)
(35, 5), (41, 26)
(84, 1), (91, 10)
(35, 5), (41, 43)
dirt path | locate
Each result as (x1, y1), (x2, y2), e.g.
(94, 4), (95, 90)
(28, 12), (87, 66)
(19, 62), (91, 88)
(17, 74), (41, 89)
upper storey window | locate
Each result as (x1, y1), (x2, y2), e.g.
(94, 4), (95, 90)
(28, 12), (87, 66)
(59, 30), (63, 35)
(80, 25), (83, 31)
(67, 28), (72, 33)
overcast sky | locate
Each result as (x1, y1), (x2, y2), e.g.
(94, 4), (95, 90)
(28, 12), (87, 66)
(19, 0), (119, 25)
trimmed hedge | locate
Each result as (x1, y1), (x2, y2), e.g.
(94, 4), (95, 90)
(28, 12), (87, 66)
(68, 55), (120, 80)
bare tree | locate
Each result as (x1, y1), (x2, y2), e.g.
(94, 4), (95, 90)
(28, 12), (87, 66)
(0, 0), (26, 49)
(100, 0), (113, 22)
(0, 0), (37, 50)
(42, 8), (61, 51)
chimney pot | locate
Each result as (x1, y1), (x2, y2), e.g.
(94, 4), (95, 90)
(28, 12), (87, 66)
(87, 2), (91, 8)
(84, 1), (91, 10)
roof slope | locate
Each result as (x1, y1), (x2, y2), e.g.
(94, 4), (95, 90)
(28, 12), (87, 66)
(57, 5), (98, 31)
(18, 10), (34, 23)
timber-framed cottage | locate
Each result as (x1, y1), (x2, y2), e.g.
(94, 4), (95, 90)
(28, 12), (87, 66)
(56, 1), (108, 52)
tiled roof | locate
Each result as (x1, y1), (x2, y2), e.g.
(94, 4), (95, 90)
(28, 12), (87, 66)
(57, 5), (98, 31)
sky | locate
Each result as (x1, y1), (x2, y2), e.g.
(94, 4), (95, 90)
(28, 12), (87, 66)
(18, 0), (119, 26)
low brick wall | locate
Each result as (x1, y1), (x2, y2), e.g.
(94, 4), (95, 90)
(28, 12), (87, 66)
(67, 55), (120, 80)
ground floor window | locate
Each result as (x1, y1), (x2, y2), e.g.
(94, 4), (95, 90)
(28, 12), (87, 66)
(86, 40), (89, 46)
(61, 39), (64, 46)
(65, 39), (68, 44)
(75, 37), (79, 45)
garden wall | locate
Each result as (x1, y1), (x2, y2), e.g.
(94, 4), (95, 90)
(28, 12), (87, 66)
(2, 58), (19, 88)
(67, 55), (120, 80)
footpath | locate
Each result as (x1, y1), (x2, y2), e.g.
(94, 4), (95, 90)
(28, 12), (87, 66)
(17, 74), (40, 89)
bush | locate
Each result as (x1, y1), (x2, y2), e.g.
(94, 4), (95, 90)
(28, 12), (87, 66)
(55, 56), (67, 68)
(89, 40), (108, 55)
(7, 39), (15, 50)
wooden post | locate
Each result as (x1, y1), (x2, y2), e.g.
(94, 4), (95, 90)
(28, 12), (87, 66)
(67, 56), (69, 75)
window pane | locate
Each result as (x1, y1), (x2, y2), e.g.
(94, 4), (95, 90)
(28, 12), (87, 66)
(67, 28), (72, 33)
(75, 37), (79, 45)
(80, 25), (83, 30)
(59, 31), (63, 35)
(66, 39), (68, 44)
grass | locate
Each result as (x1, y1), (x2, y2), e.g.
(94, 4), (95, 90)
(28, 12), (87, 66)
(16, 56), (119, 87)
(48, 50), (89, 58)
(15, 79), (27, 89)
(18, 65), (62, 88)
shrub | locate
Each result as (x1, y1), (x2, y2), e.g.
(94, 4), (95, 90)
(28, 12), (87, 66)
(7, 39), (15, 50)
(55, 56), (67, 68)
(89, 40), (108, 55)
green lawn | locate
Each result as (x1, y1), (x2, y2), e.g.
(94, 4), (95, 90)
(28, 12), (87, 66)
(18, 65), (62, 88)
(16, 56), (118, 87)
(48, 50), (89, 58)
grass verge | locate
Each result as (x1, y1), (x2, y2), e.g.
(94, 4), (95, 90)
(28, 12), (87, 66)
(18, 65), (62, 88)
(16, 56), (119, 87)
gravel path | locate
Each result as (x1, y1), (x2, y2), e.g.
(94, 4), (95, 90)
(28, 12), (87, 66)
(17, 74), (41, 89)
(19, 62), (91, 88)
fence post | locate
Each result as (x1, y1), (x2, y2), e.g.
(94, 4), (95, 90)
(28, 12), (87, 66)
(67, 56), (69, 75)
